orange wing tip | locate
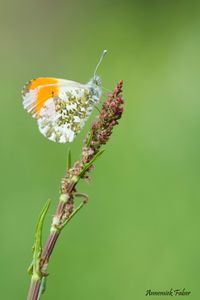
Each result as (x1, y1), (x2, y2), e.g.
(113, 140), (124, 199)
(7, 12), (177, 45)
(22, 77), (59, 117)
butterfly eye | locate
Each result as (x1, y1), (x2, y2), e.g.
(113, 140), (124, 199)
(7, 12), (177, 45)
(93, 76), (101, 86)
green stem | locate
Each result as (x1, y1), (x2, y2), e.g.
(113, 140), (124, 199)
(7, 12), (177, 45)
(26, 278), (41, 300)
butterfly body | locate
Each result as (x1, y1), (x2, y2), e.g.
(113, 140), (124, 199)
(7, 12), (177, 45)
(22, 75), (102, 143)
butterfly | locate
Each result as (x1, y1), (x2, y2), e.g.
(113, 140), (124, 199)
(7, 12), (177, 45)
(22, 50), (107, 143)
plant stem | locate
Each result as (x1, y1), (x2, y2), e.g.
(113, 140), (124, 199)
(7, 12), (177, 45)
(41, 231), (60, 272)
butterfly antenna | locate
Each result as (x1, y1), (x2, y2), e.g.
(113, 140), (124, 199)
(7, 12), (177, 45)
(93, 49), (107, 76)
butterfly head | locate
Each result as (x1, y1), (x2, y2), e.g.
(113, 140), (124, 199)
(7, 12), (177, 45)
(86, 75), (102, 103)
(92, 75), (102, 86)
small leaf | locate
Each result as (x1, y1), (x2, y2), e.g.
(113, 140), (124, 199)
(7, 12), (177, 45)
(32, 199), (51, 279)
(79, 149), (105, 178)
(86, 130), (93, 147)
(27, 262), (33, 275)
(38, 276), (47, 298)
(60, 201), (86, 229)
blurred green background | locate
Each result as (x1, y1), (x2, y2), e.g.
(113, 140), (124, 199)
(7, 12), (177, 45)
(1, 0), (200, 299)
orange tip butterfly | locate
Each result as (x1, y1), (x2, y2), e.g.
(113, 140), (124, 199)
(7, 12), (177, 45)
(22, 50), (107, 143)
